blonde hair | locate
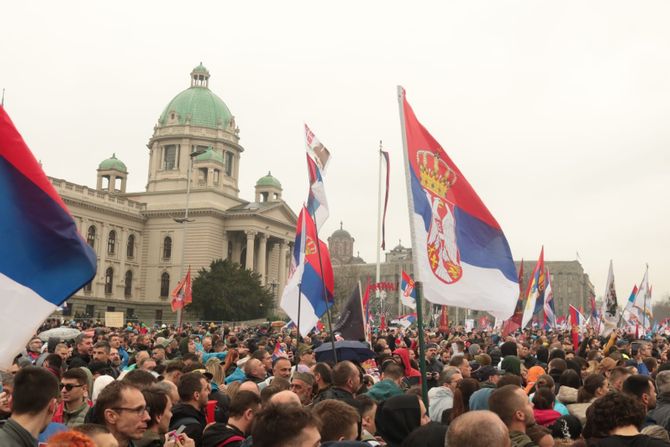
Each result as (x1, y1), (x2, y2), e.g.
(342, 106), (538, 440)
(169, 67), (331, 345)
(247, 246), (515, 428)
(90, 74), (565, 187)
(205, 358), (225, 386)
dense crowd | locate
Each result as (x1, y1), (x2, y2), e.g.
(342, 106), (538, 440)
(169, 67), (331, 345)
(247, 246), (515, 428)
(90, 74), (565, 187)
(2, 319), (670, 447)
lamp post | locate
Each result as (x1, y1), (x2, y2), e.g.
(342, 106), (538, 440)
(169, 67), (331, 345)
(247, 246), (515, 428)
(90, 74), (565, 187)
(174, 148), (207, 327)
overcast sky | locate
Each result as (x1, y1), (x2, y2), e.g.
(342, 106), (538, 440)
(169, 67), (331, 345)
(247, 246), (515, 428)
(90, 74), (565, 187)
(3, 1), (669, 308)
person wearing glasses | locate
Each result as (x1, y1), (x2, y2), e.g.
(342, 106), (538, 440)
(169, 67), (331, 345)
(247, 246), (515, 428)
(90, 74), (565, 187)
(91, 380), (151, 447)
(53, 367), (92, 427)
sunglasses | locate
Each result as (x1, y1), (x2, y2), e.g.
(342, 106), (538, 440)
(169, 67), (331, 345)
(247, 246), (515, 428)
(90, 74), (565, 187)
(60, 383), (84, 391)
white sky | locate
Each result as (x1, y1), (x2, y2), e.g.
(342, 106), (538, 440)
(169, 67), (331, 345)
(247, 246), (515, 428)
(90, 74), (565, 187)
(3, 1), (669, 307)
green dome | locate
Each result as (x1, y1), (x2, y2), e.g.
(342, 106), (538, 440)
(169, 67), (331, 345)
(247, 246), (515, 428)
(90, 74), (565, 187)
(98, 153), (127, 172)
(256, 171), (282, 189)
(194, 146), (224, 164)
(158, 65), (232, 129)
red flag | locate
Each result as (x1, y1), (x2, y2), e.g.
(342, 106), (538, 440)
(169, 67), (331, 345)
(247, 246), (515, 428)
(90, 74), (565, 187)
(171, 267), (192, 312)
(439, 305), (449, 333)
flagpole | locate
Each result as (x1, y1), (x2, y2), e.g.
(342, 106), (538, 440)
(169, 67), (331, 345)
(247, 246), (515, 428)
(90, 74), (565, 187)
(397, 85), (428, 406)
(375, 140), (384, 322)
(643, 264), (648, 336)
(297, 281), (302, 343)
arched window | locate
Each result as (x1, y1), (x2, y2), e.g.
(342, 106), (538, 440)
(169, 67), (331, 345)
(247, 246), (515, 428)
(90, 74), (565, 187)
(163, 236), (172, 259)
(87, 226), (96, 247)
(105, 268), (113, 294)
(160, 272), (170, 297)
(107, 230), (116, 255)
(124, 270), (133, 297)
(127, 234), (135, 259)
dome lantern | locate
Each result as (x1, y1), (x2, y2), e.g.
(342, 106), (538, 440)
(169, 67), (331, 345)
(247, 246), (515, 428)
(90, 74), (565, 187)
(190, 62), (210, 88)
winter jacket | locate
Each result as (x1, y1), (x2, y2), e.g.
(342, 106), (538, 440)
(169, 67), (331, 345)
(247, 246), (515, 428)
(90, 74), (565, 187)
(312, 387), (355, 406)
(427, 386), (453, 422)
(170, 403), (207, 447)
(202, 423), (246, 447)
(468, 387), (494, 411)
(595, 434), (670, 446)
(366, 379), (403, 402)
(649, 393), (670, 431)
(557, 385), (579, 404)
(566, 398), (595, 426)
(0, 419), (38, 447)
(53, 400), (92, 427)
(509, 430), (538, 447)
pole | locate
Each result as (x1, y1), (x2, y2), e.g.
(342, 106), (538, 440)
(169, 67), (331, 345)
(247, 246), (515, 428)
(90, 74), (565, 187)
(415, 281), (429, 407)
(375, 140), (384, 321)
(297, 281), (303, 343)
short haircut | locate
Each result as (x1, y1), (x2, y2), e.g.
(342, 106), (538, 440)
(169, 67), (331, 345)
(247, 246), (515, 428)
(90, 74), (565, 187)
(622, 374), (654, 400)
(447, 410), (509, 447)
(165, 360), (185, 374)
(12, 366), (59, 415)
(244, 358), (261, 376)
(585, 392), (645, 437)
(229, 390), (261, 418)
(535, 374), (555, 391)
(75, 333), (93, 346)
(72, 423), (111, 437)
(312, 400), (360, 442)
(439, 367), (461, 386)
(178, 372), (206, 401)
(449, 355), (466, 367)
(489, 384), (525, 426)
(272, 356), (290, 368)
(142, 387), (169, 427)
(251, 403), (321, 447)
(91, 381), (140, 424)
(312, 362), (332, 385)
(610, 366), (632, 382)
(656, 370), (670, 395)
(44, 353), (63, 370)
(353, 394), (377, 416)
(496, 374), (523, 388)
(260, 383), (285, 405)
(251, 349), (269, 361)
(548, 358), (567, 373)
(93, 341), (111, 353)
(332, 361), (357, 387)
(292, 371), (315, 387)
(122, 369), (156, 389)
(381, 363), (403, 380)
(63, 367), (89, 386)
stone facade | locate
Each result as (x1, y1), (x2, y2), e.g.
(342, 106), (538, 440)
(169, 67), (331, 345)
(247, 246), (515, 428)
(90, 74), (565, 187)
(53, 65), (296, 324)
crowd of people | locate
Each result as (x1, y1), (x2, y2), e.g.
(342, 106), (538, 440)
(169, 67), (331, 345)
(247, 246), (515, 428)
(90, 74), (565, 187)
(2, 318), (670, 447)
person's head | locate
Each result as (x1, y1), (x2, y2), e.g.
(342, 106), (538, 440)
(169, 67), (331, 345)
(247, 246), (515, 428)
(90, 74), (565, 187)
(122, 370), (156, 390)
(202, 336), (213, 352)
(109, 334), (121, 349)
(354, 394), (377, 435)
(55, 343), (70, 362)
(46, 431), (98, 447)
(623, 374), (657, 411)
(577, 374), (608, 403)
(440, 367), (463, 392)
(253, 349), (273, 372)
(526, 423), (553, 447)
(633, 341), (652, 359)
(239, 379), (261, 396)
(425, 344), (438, 361)
(164, 360), (184, 384)
(311, 362), (332, 388)
(656, 370), (670, 395)
(447, 410), (510, 447)
(290, 372), (315, 405)
(375, 394), (429, 446)
(312, 399), (360, 442)
(92, 381), (150, 443)
(151, 345), (166, 362)
(178, 371), (210, 409)
(332, 361), (361, 393)
(153, 380), (179, 406)
(27, 337), (43, 354)
(244, 358), (267, 380)
(298, 345), (316, 367)
(558, 368), (581, 389)
(269, 389), (301, 406)
(76, 333), (94, 355)
(72, 424), (118, 447)
(228, 390), (261, 435)
(11, 366), (60, 431)
(93, 341), (111, 363)
(584, 391), (646, 438)
(142, 387), (172, 434)
(61, 367), (89, 404)
(381, 362), (404, 384)
(251, 403), (321, 447)
(451, 378), (480, 421)
(449, 355), (472, 378)
(609, 366), (632, 392)
(272, 357), (292, 379)
(489, 384), (535, 431)
(532, 386), (556, 410)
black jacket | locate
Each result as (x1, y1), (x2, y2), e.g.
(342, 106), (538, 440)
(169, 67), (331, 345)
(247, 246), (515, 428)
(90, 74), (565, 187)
(202, 423), (246, 447)
(170, 403), (207, 447)
(312, 387), (355, 406)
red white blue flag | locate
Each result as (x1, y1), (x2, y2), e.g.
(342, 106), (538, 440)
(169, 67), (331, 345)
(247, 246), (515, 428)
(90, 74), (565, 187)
(280, 206), (335, 336)
(522, 247), (545, 328)
(400, 271), (417, 309)
(0, 106), (97, 366)
(399, 88), (518, 319)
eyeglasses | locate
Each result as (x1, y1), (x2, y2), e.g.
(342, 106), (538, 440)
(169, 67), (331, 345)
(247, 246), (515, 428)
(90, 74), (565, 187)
(60, 383), (84, 391)
(112, 406), (150, 416)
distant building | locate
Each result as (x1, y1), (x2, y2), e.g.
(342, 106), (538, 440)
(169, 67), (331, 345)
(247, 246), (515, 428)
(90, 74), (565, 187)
(50, 64), (296, 323)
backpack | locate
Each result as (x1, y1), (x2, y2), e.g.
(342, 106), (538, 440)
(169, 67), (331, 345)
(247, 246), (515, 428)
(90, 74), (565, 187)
(217, 434), (245, 447)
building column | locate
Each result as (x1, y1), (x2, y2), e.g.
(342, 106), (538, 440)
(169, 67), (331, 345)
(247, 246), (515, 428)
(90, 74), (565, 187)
(221, 231), (228, 261)
(257, 233), (267, 284)
(245, 230), (256, 271)
(278, 240), (288, 294)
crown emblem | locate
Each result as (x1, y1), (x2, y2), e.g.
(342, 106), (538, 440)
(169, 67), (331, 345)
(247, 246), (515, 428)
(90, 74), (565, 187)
(305, 236), (317, 256)
(417, 150), (456, 198)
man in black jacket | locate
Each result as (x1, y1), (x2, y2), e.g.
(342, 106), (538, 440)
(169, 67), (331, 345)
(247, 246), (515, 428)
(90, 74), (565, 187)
(170, 371), (210, 447)
(202, 391), (260, 447)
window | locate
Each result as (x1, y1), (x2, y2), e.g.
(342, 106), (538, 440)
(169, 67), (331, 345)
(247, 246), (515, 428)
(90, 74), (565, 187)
(127, 234), (135, 259)
(87, 226), (96, 247)
(198, 167), (208, 185)
(105, 268), (113, 294)
(225, 152), (233, 176)
(83, 281), (92, 293)
(85, 305), (95, 318)
(155, 309), (163, 325)
(124, 270), (133, 297)
(107, 230), (116, 255)
(160, 272), (170, 297)
(163, 236), (172, 259)
(163, 145), (178, 170)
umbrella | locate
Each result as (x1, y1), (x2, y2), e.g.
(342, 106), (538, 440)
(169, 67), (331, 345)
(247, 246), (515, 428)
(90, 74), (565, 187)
(314, 340), (374, 363)
(37, 327), (81, 342)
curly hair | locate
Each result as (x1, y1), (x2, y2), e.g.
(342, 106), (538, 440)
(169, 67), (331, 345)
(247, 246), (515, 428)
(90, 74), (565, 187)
(47, 431), (96, 447)
(583, 392), (645, 437)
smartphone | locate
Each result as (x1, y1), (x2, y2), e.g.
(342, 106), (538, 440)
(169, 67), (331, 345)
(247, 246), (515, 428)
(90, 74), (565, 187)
(166, 425), (186, 440)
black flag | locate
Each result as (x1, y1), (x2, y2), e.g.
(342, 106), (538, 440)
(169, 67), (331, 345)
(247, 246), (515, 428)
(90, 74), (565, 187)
(333, 282), (366, 341)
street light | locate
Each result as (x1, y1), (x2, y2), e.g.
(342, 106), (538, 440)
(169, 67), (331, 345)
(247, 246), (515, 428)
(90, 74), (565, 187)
(174, 148), (207, 327)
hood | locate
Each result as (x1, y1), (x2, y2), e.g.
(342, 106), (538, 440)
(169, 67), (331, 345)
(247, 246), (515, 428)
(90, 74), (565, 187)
(393, 348), (421, 378)
(366, 379), (403, 402)
(534, 408), (561, 426)
(557, 385), (579, 404)
(501, 355), (521, 376)
(375, 395), (421, 447)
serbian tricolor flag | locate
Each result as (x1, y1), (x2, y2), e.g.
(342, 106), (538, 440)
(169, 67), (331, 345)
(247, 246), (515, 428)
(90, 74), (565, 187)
(0, 106), (96, 367)
(400, 271), (417, 309)
(280, 206), (334, 337)
(569, 304), (586, 351)
(272, 342), (288, 361)
(171, 266), (192, 312)
(522, 247), (546, 328)
(398, 88), (518, 320)
(306, 153), (329, 230)
(392, 313), (417, 329)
